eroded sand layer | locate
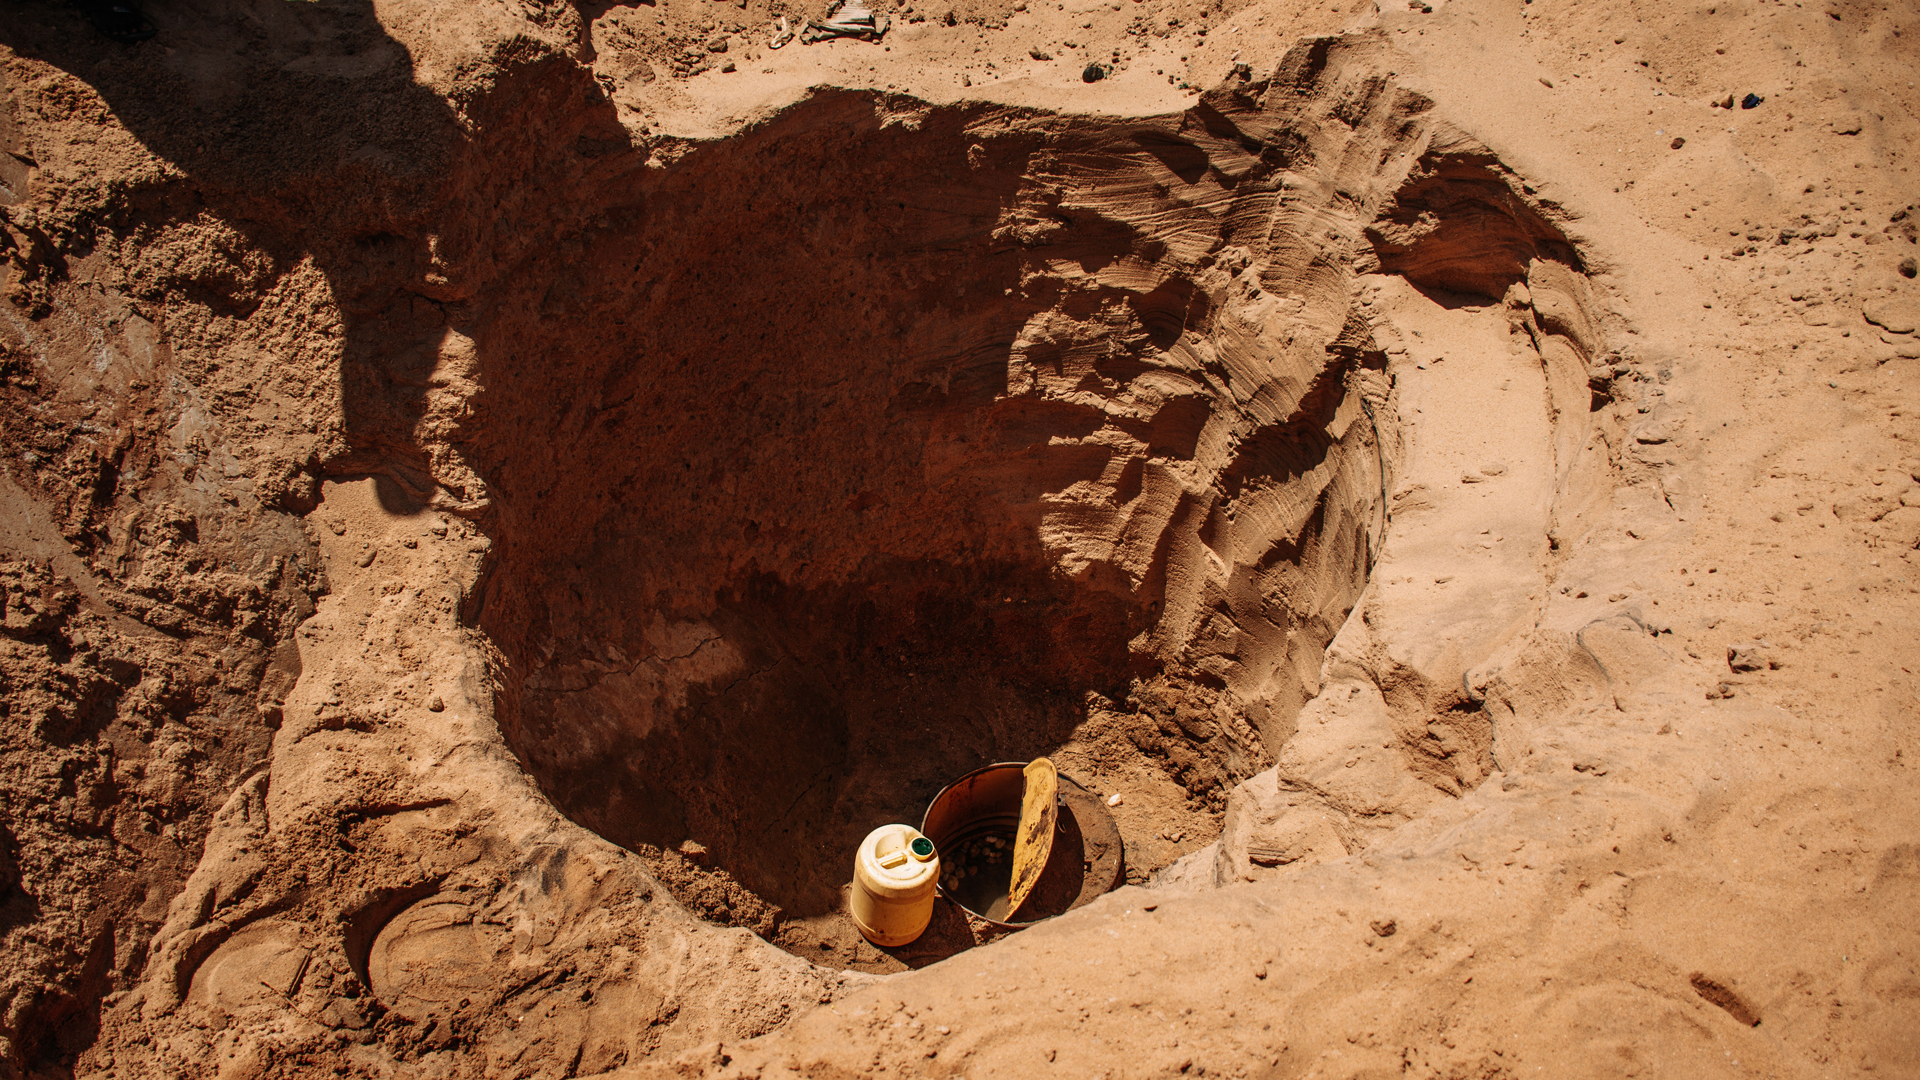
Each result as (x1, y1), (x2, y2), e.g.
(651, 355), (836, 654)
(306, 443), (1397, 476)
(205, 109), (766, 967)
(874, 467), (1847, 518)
(0, 0), (1915, 1077)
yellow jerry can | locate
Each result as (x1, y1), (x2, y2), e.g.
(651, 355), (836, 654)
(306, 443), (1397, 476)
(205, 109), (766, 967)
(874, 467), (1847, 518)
(849, 824), (939, 946)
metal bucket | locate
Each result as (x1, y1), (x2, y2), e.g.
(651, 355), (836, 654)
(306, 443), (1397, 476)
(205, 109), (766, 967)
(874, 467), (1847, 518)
(919, 762), (1123, 929)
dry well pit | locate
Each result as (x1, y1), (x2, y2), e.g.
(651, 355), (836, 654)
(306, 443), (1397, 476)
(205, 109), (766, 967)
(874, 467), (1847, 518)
(355, 45), (1606, 969)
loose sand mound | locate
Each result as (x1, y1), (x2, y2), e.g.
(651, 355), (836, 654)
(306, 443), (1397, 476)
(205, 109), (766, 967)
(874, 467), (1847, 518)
(0, 0), (1915, 1077)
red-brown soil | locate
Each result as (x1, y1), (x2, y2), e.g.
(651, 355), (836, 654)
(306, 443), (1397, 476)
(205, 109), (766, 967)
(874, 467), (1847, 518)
(0, 0), (1915, 1077)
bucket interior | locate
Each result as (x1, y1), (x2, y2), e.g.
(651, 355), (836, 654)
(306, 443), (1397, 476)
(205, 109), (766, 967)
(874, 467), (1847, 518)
(920, 763), (1122, 927)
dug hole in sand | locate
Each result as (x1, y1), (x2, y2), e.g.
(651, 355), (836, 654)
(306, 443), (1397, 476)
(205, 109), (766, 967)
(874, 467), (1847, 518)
(0, 0), (1916, 1077)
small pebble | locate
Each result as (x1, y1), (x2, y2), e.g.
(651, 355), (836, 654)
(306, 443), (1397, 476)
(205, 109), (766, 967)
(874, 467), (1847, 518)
(427, 695), (445, 712)
(1106, 792), (1124, 807)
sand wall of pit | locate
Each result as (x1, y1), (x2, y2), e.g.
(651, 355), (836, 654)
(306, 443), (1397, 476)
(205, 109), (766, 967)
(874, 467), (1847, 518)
(454, 82), (1402, 918)
(400, 38), (1614, 925)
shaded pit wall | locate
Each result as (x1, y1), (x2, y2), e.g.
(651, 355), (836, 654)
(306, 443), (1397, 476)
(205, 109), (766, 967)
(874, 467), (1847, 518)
(355, 36), (1602, 939)
(448, 74), (1414, 924)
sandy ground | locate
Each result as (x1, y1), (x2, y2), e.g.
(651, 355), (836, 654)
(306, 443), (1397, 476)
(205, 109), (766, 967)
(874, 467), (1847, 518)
(0, 0), (1917, 1076)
